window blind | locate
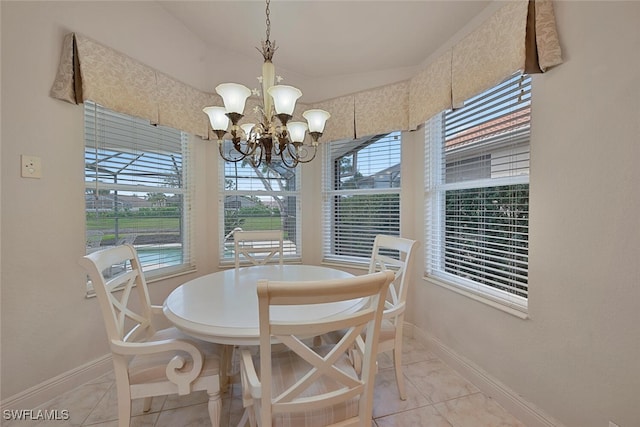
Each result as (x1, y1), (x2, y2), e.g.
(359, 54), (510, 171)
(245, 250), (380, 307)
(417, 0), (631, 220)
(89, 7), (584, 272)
(323, 132), (402, 263)
(425, 73), (530, 310)
(219, 148), (302, 263)
(84, 102), (193, 278)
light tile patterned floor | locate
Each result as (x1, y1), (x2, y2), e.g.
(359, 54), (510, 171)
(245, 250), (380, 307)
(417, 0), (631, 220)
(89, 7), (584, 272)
(4, 337), (526, 427)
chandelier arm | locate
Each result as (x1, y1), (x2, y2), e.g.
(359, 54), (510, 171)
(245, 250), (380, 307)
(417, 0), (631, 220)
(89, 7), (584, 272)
(249, 146), (263, 168)
(218, 142), (247, 163)
(232, 138), (259, 157)
(279, 148), (299, 169)
(273, 135), (289, 156)
(286, 143), (318, 164)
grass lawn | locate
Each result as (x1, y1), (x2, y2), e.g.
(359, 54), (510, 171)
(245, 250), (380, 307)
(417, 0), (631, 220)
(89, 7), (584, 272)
(87, 217), (180, 231)
(88, 215), (286, 242)
(241, 216), (283, 230)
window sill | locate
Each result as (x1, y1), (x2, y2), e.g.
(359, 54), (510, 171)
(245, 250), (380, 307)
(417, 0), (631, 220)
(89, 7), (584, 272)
(423, 275), (529, 320)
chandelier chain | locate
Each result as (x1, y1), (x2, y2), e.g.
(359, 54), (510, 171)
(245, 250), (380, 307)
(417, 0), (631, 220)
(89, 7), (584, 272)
(265, 0), (271, 41)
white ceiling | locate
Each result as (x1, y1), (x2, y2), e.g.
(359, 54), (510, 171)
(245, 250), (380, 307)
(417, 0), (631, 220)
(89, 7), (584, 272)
(158, 0), (492, 81)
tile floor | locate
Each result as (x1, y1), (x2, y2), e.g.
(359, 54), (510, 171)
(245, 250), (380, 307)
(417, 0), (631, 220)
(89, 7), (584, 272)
(4, 337), (526, 427)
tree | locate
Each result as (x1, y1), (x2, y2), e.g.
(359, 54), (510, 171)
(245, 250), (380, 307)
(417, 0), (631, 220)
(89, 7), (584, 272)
(146, 193), (167, 207)
(444, 184), (529, 297)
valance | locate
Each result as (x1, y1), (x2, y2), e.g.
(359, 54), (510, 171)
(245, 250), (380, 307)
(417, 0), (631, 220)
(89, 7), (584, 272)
(452, 0), (562, 107)
(408, 51), (453, 130)
(50, 0), (562, 143)
(355, 81), (410, 138)
(50, 33), (211, 138)
(308, 96), (356, 143)
(156, 73), (214, 139)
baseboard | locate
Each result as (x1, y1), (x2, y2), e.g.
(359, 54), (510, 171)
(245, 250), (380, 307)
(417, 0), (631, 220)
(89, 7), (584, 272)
(0, 354), (112, 411)
(407, 323), (565, 427)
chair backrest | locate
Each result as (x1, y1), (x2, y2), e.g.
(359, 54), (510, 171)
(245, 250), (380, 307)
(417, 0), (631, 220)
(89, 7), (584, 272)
(234, 230), (284, 269)
(80, 244), (155, 345)
(255, 270), (394, 427)
(368, 235), (418, 321)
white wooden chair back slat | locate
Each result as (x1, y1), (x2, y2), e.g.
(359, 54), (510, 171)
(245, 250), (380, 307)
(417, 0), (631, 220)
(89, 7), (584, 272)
(234, 230), (284, 269)
(240, 270), (394, 427)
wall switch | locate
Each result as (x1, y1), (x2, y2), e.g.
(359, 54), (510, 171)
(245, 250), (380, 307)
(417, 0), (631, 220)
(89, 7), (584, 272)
(21, 155), (42, 178)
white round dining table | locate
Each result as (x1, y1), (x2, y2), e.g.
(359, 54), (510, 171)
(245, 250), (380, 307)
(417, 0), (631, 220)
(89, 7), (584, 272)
(163, 264), (356, 346)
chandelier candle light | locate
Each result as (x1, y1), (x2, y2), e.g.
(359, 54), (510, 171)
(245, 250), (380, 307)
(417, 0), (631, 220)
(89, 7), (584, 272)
(203, 0), (330, 168)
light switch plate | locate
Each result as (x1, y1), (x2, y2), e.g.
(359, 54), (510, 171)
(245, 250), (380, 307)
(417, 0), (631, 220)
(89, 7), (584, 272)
(21, 155), (42, 178)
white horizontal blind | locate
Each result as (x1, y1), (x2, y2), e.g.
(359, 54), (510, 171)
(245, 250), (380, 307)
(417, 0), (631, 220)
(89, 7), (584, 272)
(219, 148), (301, 263)
(425, 73), (530, 310)
(323, 132), (402, 263)
(84, 101), (193, 278)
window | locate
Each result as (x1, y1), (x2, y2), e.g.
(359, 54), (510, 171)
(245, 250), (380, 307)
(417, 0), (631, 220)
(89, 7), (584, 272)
(323, 132), (402, 263)
(84, 102), (193, 280)
(219, 148), (301, 263)
(425, 73), (530, 312)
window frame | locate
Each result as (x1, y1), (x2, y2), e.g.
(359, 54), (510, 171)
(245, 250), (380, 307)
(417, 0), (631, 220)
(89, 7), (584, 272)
(424, 74), (530, 316)
(322, 132), (402, 266)
(84, 102), (195, 295)
(218, 152), (302, 266)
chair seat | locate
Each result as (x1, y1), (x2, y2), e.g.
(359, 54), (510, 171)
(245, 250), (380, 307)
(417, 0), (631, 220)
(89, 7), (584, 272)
(129, 327), (222, 385)
(253, 346), (360, 427)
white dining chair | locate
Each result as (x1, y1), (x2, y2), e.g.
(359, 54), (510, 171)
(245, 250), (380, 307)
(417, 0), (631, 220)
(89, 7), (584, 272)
(80, 244), (222, 427)
(367, 234), (418, 400)
(234, 230), (284, 269)
(239, 270), (394, 427)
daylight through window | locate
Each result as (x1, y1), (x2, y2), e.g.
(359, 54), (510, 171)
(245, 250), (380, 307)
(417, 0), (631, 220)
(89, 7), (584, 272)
(84, 102), (193, 280)
(323, 132), (402, 263)
(219, 145), (301, 263)
(425, 73), (531, 311)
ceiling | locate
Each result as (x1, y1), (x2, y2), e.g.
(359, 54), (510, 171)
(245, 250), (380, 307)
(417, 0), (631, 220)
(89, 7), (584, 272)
(158, 1), (492, 81)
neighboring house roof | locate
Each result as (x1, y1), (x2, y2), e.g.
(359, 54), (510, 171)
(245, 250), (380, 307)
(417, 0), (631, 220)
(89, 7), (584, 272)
(224, 195), (259, 209)
(85, 194), (152, 210)
(446, 106), (531, 150)
(354, 163), (401, 189)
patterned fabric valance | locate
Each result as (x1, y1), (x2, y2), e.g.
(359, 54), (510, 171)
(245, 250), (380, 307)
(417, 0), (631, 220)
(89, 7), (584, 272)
(308, 96), (356, 143)
(50, 33), (211, 138)
(451, 0), (562, 108)
(355, 81), (410, 138)
(50, 0), (562, 142)
(408, 51), (453, 130)
(313, 0), (562, 138)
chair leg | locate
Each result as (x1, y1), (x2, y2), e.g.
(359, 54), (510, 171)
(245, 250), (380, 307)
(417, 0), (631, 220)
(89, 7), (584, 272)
(248, 406), (257, 427)
(114, 373), (132, 427)
(207, 389), (222, 427)
(393, 341), (407, 400)
(116, 393), (132, 427)
(143, 397), (152, 412)
(220, 345), (233, 393)
(237, 408), (250, 427)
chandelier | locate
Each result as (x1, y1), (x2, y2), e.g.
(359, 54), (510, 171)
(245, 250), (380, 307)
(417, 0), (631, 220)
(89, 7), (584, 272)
(203, 0), (330, 169)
